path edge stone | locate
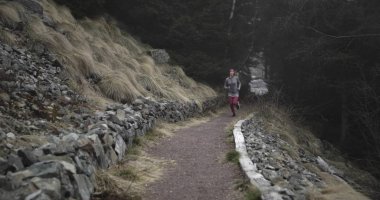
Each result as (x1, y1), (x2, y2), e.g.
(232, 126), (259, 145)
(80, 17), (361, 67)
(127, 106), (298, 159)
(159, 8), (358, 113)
(233, 120), (282, 200)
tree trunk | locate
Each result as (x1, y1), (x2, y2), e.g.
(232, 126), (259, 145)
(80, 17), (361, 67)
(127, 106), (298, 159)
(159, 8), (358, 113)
(227, 0), (237, 37)
(340, 86), (348, 147)
(229, 0), (237, 20)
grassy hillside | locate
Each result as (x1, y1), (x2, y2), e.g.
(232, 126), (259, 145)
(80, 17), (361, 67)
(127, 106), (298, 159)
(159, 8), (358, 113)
(0, 0), (216, 107)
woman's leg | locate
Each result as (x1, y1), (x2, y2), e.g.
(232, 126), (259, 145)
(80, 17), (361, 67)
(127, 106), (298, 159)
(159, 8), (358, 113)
(228, 96), (236, 116)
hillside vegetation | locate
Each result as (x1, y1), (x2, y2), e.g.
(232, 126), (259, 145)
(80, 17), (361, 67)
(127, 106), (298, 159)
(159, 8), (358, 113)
(0, 0), (216, 107)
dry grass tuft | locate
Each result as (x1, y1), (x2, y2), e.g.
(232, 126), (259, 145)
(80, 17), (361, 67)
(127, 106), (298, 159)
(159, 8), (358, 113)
(226, 150), (240, 164)
(234, 179), (261, 200)
(0, 29), (16, 45)
(136, 74), (165, 97)
(95, 170), (123, 194)
(98, 73), (142, 103)
(0, 2), (23, 28)
(106, 153), (174, 197)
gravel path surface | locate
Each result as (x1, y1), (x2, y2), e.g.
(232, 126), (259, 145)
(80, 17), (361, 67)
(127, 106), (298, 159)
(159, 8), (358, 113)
(143, 112), (244, 200)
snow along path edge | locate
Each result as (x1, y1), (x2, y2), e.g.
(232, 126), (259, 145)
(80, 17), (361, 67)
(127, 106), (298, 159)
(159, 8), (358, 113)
(233, 120), (283, 200)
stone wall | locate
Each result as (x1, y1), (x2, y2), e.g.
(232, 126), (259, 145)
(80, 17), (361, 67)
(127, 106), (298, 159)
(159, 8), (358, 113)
(0, 41), (223, 200)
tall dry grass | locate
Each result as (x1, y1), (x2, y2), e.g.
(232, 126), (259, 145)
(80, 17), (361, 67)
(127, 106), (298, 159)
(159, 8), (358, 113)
(0, 0), (216, 107)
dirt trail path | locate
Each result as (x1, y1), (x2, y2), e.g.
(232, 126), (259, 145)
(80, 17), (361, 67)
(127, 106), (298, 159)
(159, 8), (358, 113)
(143, 112), (244, 200)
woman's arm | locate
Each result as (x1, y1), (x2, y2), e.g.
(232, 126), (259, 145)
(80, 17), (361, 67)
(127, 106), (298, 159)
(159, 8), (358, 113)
(224, 78), (229, 89)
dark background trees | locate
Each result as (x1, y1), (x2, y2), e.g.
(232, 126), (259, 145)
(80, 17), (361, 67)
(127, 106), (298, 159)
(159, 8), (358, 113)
(255, 0), (380, 179)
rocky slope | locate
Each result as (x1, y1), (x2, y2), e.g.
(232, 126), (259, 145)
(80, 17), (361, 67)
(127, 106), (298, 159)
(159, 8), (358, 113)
(241, 113), (377, 200)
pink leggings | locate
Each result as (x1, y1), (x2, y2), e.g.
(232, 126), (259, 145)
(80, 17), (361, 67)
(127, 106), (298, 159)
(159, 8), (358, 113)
(228, 96), (238, 114)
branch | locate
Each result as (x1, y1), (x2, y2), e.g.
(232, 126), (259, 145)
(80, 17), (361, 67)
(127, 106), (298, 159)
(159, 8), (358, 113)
(308, 26), (380, 39)
(229, 0), (237, 20)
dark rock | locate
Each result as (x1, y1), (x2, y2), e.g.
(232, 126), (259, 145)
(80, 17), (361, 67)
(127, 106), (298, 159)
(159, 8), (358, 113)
(42, 15), (55, 28)
(0, 175), (9, 188)
(31, 43), (45, 55)
(0, 157), (9, 174)
(7, 154), (24, 172)
(17, 148), (39, 167)
(3, 45), (12, 52)
(15, 0), (43, 15)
